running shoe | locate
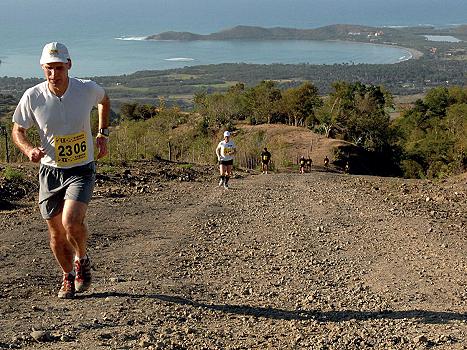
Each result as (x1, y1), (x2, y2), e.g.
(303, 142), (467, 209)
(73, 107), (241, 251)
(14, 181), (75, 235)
(218, 178), (224, 187)
(58, 272), (75, 299)
(75, 256), (92, 293)
(223, 183), (229, 190)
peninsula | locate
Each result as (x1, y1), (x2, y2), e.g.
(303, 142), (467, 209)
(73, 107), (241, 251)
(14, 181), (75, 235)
(147, 24), (393, 41)
(146, 24), (467, 59)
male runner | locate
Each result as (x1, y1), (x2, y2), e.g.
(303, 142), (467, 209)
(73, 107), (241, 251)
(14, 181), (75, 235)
(299, 156), (306, 174)
(215, 131), (236, 189)
(12, 42), (110, 299)
(261, 147), (271, 174)
(305, 157), (312, 172)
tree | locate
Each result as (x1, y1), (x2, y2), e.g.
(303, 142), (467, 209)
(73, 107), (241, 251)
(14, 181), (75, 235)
(444, 103), (467, 171)
(120, 102), (138, 121)
(280, 82), (322, 127)
(245, 81), (281, 124)
(193, 84), (248, 129)
(224, 83), (249, 121)
(447, 86), (467, 105)
(318, 81), (392, 151)
(315, 107), (337, 137)
(393, 86), (467, 178)
(348, 84), (392, 151)
(134, 104), (157, 120)
(424, 86), (449, 119)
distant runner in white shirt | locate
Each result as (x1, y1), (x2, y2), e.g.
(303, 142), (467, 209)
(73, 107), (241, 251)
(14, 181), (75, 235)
(215, 130), (236, 189)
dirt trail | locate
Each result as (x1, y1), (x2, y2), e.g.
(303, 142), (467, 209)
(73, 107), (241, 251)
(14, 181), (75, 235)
(0, 170), (466, 349)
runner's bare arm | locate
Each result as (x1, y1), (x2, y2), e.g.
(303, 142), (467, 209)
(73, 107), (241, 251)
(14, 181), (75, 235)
(11, 123), (45, 162)
(98, 94), (110, 131)
(96, 94), (110, 159)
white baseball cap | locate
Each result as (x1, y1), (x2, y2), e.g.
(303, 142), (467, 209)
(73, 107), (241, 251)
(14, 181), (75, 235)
(40, 42), (70, 65)
(223, 131), (231, 137)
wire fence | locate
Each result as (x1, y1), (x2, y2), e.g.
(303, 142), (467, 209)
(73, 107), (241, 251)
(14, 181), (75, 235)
(0, 129), (298, 173)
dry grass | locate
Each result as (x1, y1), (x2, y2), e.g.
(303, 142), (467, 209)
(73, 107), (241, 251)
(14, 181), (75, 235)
(238, 123), (352, 169)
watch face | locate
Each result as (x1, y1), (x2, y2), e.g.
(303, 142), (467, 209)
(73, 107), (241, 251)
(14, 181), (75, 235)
(100, 129), (109, 136)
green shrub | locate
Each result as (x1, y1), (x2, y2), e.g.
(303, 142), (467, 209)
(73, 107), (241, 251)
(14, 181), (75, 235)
(427, 161), (450, 179)
(178, 163), (193, 169)
(333, 148), (346, 162)
(2, 166), (24, 181)
(400, 159), (425, 179)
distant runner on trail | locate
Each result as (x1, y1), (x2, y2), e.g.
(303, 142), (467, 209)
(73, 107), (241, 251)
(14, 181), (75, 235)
(261, 147), (271, 174)
(344, 161), (350, 174)
(11, 42), (110, 299)
(299, 156), (306, 174)
(306, 157), (312, 172)
(324, 155), (330, 168)
(216, 130), (236, 189)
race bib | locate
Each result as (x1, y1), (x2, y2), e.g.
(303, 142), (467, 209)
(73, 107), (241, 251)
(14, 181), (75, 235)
(224, 147), (233, 155)
(54, 131), (88, 166)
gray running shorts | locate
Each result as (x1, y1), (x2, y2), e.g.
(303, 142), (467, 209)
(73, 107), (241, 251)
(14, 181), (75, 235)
(38, 162), (96, 220)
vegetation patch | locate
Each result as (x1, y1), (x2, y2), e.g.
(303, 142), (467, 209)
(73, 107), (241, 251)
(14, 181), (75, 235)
(2, 165), (24, 181)
(1, 68), (465, 179)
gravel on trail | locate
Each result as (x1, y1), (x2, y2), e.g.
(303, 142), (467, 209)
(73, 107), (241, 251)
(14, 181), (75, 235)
(0, 166), (466, 349)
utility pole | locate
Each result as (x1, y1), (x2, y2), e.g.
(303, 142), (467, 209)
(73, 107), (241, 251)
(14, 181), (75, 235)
(0, 125), (9, 163)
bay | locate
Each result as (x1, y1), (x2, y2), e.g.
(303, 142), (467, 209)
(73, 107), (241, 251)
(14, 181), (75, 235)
(0, 37), (412, 78)
(0, 0), (465, 78)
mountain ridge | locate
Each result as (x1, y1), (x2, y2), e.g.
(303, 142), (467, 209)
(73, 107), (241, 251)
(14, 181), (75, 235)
(146, 24), (386, 41)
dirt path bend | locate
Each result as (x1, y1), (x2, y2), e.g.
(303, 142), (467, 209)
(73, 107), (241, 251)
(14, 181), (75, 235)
(0, 171), (466, 349)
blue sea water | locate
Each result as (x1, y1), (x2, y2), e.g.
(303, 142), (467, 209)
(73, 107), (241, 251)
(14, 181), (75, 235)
(0, 0), (465, 78)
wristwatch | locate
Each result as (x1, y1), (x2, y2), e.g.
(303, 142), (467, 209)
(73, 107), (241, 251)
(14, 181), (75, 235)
(98, 128), (109, 137)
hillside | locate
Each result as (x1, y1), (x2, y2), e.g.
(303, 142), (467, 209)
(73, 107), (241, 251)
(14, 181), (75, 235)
(146, 24), (407, 41)
(145, 24), (467, 55)
(238, 123), (352, 169)
(0, 161), (466, 349)
(234, 123), (395, 176)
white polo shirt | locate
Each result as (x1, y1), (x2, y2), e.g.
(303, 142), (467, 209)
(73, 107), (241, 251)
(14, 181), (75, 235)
(13, 78), (105, 168)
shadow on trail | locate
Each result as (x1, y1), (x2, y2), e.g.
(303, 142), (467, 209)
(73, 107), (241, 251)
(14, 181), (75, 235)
(84, 291), (466, 325)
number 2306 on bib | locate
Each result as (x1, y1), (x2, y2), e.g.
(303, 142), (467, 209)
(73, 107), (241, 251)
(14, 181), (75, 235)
(54, 131), (88, 166)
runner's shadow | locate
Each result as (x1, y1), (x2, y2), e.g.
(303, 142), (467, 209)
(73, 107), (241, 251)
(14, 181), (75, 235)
(84, 291), (466, 325)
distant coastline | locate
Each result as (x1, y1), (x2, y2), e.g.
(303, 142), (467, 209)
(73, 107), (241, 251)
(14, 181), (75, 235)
(323, 39), (423, 61)
(396, 45), (423, 60)
(145, 23), (467, 61)
(145, 23), (467, 42)
(350, 41), (424, 60)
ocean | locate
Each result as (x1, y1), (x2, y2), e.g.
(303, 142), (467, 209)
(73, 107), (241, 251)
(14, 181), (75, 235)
(0, 0), (465, 78)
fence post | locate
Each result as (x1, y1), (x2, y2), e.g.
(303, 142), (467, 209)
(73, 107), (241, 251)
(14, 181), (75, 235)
(0, 126), (9, 163)
(135, 139), (138, 160)
(168, 140), (172, 161)
(107, 134), (111, 163)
